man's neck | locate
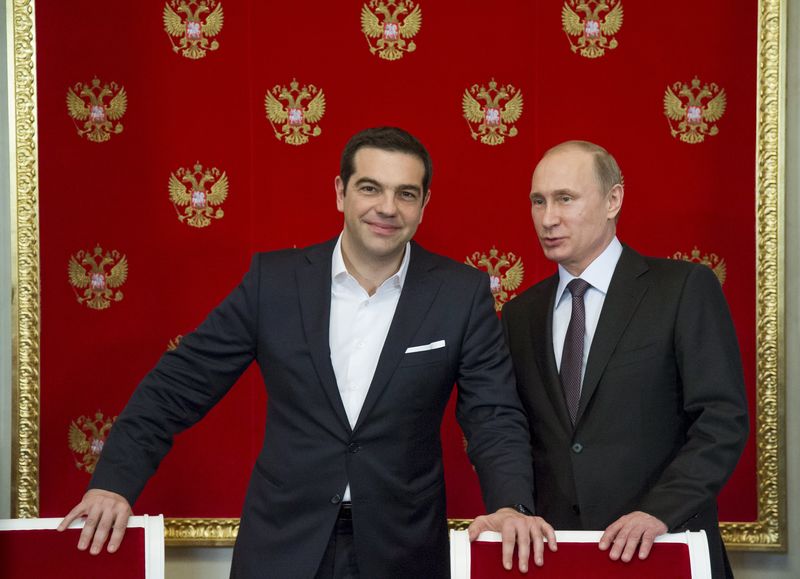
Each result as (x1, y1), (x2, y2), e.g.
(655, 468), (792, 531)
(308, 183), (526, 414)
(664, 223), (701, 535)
(340, 239), (405, 296)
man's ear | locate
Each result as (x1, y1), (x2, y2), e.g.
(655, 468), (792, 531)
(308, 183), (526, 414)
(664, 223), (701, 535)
(607, 183), (623, 220)
(420, 189), (431, 223)
(335, 176), (345, 212)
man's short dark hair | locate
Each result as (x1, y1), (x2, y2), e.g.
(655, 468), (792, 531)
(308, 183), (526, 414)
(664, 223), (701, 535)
(340, 127), (433, 195)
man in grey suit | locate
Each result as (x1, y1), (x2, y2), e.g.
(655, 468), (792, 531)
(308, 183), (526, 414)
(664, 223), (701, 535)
(60, 127), (555, 578)
(502, 140), (749, 578)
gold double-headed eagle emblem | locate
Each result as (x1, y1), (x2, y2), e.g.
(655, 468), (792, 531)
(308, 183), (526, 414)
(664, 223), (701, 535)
(466, 248), (525, 311)
(462, 79), (524, 146)
(664, 77), (727, 144)
(68, 412), (116, 474)
(169, 162), (229, 228)
(163, 0), (224, 59)
(265, 79), (326, 146)
(68, 245), (128, 310)
(671, 246), (727, 285)
(562, 0), (623, 58)
(66, 78), (127, 143)
(361, 0), (422, 61)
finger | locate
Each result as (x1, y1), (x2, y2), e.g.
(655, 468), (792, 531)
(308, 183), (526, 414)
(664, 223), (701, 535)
(620, 530), (642, 563)
(530, 525), (544, 568)
(609, 527), (631, 561)
(638, 531), (656, 560)
(77, 504), (102, 551)
(515, 522), (532, 572)
(106, 511), (130, 553)
(58, 503), (87, 532)
(89, 508), (116, 555)
(501, 521), (518, 571)
(468, 516), (487, 541)
(599, 520), (622, 551)
(544, 522), (558, 551)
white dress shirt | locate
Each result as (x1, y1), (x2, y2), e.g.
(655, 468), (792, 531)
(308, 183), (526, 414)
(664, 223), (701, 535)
(329, 234), (410, 501)
(552, 237), (623, 388)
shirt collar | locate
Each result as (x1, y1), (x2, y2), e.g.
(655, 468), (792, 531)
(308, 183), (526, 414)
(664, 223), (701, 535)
(555, 237), (623, 306)
(332, 232), (411, 291)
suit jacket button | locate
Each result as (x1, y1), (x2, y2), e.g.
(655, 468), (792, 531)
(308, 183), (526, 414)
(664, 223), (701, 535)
(571, 442), (583, 453)
(572, 504), (581, 515)
(348, 443), (361, 454)
(330, 494), (342, 504)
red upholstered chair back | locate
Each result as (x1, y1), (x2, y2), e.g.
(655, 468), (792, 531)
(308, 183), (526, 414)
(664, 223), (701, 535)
(0, 515), (164, 579)
(450, 529), (712, 579)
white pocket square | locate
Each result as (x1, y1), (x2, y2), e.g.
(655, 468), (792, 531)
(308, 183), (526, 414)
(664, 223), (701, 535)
(405, 340), (446, 354)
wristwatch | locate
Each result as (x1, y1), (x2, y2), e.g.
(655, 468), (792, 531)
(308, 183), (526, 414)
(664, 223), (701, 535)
(507, 503), (534, 516)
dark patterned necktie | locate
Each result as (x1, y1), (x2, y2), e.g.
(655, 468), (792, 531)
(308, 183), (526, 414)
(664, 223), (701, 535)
(560, 278), (591, 424)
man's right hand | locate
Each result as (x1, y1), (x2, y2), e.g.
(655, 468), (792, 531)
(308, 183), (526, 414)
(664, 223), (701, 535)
(58, 489), (132, 555)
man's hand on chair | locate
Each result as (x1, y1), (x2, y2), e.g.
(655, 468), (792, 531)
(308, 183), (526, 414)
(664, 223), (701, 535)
(58, 489), (132, 555)
(468, 508), (557, 573)
(599, 511), (667, 562)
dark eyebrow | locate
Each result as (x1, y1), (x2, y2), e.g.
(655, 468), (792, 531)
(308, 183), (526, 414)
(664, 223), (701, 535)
(354, 177), (422, 195)
(354, 177), (382, 188)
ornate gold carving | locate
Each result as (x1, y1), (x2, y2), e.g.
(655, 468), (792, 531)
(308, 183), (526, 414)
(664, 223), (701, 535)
(164, 518), (239, 546)
(562, 0), (623, 58)
(163, 1), (224, 59)
(68, 245), (128, 310)
(169, 163), (228, 228)
(9, 0), (785, 550)
(167, 335), (184, 351)
(462, 79), (523, 146)
(718, 0), (786, 551)
(265, 79), (326, 146)
(10, 0), (42, 519)
(670, 246), (727, 285)
(664, 77), (727, 144)
(361, 0), (422, 60)
(68, 412), (116, 474)
(66, 78), (127, 143)
(465, 247), (524, 311)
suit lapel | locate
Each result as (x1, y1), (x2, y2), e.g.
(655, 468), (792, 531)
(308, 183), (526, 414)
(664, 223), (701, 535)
(353, 243), (442, 433)
(576, 246), (649, 425)
(530, 274), (574, 433)
(297, 239), (352, 434)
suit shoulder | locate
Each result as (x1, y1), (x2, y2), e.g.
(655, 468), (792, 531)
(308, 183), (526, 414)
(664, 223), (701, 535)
(506, 273), (557, 311)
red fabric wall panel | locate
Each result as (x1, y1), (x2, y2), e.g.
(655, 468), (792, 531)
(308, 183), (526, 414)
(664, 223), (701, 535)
(34, 0), (757, 523)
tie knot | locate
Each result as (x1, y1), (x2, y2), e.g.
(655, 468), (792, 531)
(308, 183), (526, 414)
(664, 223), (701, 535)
(567, 278), (591, 299)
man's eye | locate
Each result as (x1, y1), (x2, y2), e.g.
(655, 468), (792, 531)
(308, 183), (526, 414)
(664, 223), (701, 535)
(560, 196), (572, 203)
(531, 198), (544, 206)
(399, 191), (418, 200)
(361, 186), (377, 193)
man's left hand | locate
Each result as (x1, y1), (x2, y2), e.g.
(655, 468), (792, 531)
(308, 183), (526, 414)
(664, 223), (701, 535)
(598, 511), (667, 562)
(468, 508), (557, 573)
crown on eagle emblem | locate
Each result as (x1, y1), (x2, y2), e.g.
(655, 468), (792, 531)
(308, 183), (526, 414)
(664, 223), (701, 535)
(68, 245), (128, 310)
(670, 246), (727, 285)
(169, 162), (229, 228)
(664, 77), (727, 144)
(361, 0), (422, 61)
(462, 79), (524, 146)
(66, 78), (127, 143)
(69, 411), (116, 474)
(466, 247), (525, 311)
(163, 0), (224, 59)
(265, 79), (326, 146)
(562, 0), (623, 59)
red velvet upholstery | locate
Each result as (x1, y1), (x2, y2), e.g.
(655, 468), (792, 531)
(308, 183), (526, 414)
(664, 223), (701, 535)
(0, 516), (163, 579)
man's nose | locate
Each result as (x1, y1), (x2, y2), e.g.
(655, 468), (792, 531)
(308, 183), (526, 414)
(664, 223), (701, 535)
(540, 203), (559, 227)
(376, 192), (398, 215)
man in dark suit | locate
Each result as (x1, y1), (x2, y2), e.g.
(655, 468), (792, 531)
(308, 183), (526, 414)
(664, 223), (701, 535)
(59, 127), (555, 578)
(502, 140), (749, 578)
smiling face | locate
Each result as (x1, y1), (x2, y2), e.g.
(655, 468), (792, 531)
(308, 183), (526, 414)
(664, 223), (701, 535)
(336, 147), (429, 270)
(529, 146), (623, 276)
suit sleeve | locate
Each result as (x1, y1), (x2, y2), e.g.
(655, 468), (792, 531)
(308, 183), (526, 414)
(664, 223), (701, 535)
(454, 273), (535, 513)
(637, 264), (749, 529)
(89, 255), (262, 504)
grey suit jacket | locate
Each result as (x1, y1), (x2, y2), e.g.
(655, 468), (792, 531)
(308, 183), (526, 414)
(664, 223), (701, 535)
(503, 245), (748, 578)
(91, 238), (534, 578)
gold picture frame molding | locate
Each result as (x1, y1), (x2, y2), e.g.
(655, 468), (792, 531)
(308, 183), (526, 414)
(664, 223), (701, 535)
(8, 0), (786, 549)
